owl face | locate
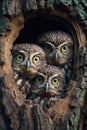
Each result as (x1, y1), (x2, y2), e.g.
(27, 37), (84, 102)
(11, 43), (46, 76)
(29, 65), (65, 97)
(36, 31), (74, 65)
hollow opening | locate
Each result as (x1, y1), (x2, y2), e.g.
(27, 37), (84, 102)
(11, 15), (79, 106)
(14, 15), (79, 78)
(14, 15), (77, 43)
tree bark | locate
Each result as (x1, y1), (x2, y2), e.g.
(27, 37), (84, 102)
(0, 0), (87, 130)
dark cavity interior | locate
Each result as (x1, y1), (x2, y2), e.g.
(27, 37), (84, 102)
(14, 15), (77, 44)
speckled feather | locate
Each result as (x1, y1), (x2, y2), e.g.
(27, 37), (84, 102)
(12, 43), (46, 56)
(37, 31), (73, 47)
(36, 31), (74, 82)
(27, 65), (66, 112)
(12, 43), (47, 98)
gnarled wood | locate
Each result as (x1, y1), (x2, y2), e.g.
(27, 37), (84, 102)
(0, 0), (87, 130)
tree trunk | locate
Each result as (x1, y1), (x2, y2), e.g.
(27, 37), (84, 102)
(0, 0), (87, 130)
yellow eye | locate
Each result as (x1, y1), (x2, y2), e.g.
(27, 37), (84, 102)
(51, 78), (59, 85)
(35, 76), (43, 84)
(33, 56), (40, 64)
(44, 45), (52, 53)
(16, 54), (24, 63)
(61, 45), (69, 53)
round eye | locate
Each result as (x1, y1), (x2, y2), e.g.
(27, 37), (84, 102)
(61, 45), (69, 53)
(35, 76), (43, 85)
(33, 56), (40, 64)
(51, 78), (59, 85)
(16, 54), (24, 63)
(44, 45), (52, 53)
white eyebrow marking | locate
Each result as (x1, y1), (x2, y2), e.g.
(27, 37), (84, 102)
(51, 74), (58, 78)
(32, 52), (42, 56)
(59, 41), (68, 48)
(19, 50), (26, 53)
(46, 41), (55, 48)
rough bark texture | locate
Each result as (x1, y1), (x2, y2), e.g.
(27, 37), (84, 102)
(0, 0), (87, 130)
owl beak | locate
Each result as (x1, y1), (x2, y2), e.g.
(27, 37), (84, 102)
(45, 83), (49, 93)
(55, 51), (59, 62)
(26, 60), (37, 75)
(45, 83), (57, 95)
(26, 60), (31, 70)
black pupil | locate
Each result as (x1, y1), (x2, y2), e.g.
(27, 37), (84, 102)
(35, 76), (43, 84)
(47, 46), (50, 49)
(45, 45), (51, 51)
(54, 79), (57, 82)
(18, 55), (22, 59)
(38, 78), (42, 82)
(35, 58), (38, 61)
(63, 46), (67, 50)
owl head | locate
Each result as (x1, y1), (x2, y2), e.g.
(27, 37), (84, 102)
(36, 31), (74, 65)
(29, 65), (65, 97)
(11, 43), (46, 77)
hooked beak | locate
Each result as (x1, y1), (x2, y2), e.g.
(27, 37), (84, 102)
(47, 51), (58, 65)
(55, 51), (59, 62)
(26, 60), (37, 75)
(45, 83), (57, 96)
(26, 60), (31, 71)
(46, 83), (49, 93)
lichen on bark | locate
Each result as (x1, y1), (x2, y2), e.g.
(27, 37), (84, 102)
(0, 17), (9, 34)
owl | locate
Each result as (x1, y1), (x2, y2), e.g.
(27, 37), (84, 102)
(27, 65), (65, 111)
(36, 31), (74, 82)
(11, 43), (46, 97)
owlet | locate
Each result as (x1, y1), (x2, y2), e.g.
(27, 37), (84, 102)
(28, 65), (65, 111)
(36, 31), (74, 82)
(11, 43), (46, 97)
